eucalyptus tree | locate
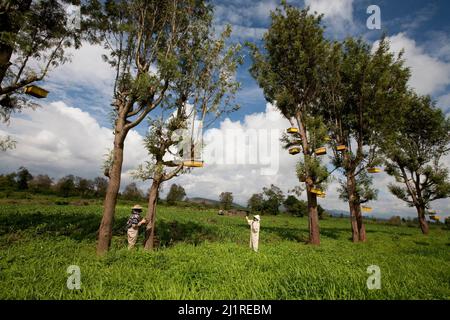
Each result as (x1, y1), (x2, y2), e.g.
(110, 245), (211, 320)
(86, 0), (236, 254)
(129, 5), (242, 251)
(249, 3), (330, 244)
(320, 38), (410, 242)
(132, 112), (187, 250)
(380, 92), (450, 234)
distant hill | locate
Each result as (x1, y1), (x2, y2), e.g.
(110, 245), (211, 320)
(186, 197), (245, 209)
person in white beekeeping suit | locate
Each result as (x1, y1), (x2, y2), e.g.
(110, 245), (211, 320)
(245, 214), (260, 252)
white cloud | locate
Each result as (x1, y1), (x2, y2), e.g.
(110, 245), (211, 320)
(377, 33), (450, 96)
(437, 93), (450, 115)
(46, 43), (114, 95)
(304, 0), (355, 36)
(0, 101), (146, 186)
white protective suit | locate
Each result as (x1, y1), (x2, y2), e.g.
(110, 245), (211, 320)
(246, 216), (260, 252)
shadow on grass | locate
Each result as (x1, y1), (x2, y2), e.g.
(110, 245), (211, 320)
(413, 241), (430, 246)
(0, 210), (128, 242)
(155, 220), (219, 247)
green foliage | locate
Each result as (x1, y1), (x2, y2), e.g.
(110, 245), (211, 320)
(284, 195), (307, 217)
(0, 0), (83, 120)
(380, 92), (450, 210)
(261, 184), (285, 215)
(219, 192), (233, 210)
(249, 3), (327, 114)
(16, 166), (33, 190)
(56, 175), (76, 198)
(248, 3), (331, 196)
(296, 156), (329, 189)
(0, 201), (449, 299)
(338, 171), (378, 204)
(166, 184), (186, 205)
(121, 183), (145, 201)
(247, 193), (264, 213)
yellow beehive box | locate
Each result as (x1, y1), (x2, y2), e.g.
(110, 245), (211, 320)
(336, 145), (347, 152)
(286, 127), (299, 134)
(315, 147), (327, 156)
(361, 206), (373, 212)
(368, 167), (382, 174)
(182, 160), (204, 168)
(289, 147), (301, 155)
(24, 85), (49, 98)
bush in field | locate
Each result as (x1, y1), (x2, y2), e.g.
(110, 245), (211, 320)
(219, 192), (233, 210)
(121, 183), (145, 201)
(284, 195), (307, 217)
(387, 216), (402, 226)
(166, 184), (186, 205)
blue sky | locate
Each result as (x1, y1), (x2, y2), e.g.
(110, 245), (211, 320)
(1, 0), (450, 218)
(214, 0), (450, 123)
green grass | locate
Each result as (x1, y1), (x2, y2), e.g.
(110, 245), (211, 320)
(0, 200), (449, 299)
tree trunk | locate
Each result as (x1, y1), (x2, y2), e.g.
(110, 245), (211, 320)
(96, 129), (126, 255)
(416, 205), (429, 235)
(306, 185), (320, 245)
(347, 173), (359, 242)
(143, 179), (161, 250)
(355, 205), (366, 242)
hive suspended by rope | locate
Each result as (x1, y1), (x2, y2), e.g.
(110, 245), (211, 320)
(311, 188), (326, 198)
(182, 108), (204, 168)
(289, 147), (301, 155)
(287, 127), (299, 134)
(315, 147), (327, 156)
(24, 85), (49, 98)
(368, 167), (382, 174)
(361, 206), (373, 213)
(336, 145), (347, 152)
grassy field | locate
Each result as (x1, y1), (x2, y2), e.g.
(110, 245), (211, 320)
(0, 198), (449, 300)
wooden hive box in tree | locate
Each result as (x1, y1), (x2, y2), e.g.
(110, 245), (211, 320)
(368, 167), (382, 174)
(311, 188), (326, 197)
(361, 206), (373, 213)
(24, 85), (49, 98)
(289, 147), (301, 155)
(183, 160), (204, 168)
(286, 127), (299, 134)
(315, 147), (326, 156)
(336, 145), (347, 152)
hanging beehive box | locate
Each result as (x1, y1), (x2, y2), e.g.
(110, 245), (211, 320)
(311, 188), (325, 196)
(336, 145), (347, 152)
(286, 127), (299, 134)
(315, 147), (327, 156)
(361, 206), (373, 213)
(368, 167), (382, 174)
(182, 160), (204, 168)
(24, 85), (49, 98)
(289, 147), (301, 155)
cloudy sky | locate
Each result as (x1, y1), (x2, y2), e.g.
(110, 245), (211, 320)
(1, 0), (450, 219)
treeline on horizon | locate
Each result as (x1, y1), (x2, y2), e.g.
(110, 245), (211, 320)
(0, 167), (326, 217)
(3, 167), (448, 228)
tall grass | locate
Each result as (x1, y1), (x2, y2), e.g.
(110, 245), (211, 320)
(0, 202), (449, 299)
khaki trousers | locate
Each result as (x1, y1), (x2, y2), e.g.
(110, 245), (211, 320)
(127, 227), (138, 249)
